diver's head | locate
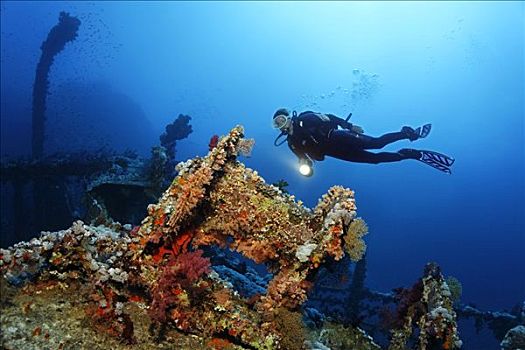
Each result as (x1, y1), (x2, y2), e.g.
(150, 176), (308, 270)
(272, 108), (292, 132)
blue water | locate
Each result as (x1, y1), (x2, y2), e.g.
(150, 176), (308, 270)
(1, 2), (524, 348)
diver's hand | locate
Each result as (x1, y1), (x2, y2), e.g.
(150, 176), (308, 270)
(340, 120), (353, 130)
(351, 125), (364, 134)
(340, 120), (364, 134)
(299, 157), (313, 167)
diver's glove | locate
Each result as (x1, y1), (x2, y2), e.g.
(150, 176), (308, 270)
(339, 120), (352, 130)
(340, 120), (363, 133)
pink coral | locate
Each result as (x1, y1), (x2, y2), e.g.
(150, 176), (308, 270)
(173, 250), (211, 284)
(149, 249), (210, 323)
(209, 134), (219, 151)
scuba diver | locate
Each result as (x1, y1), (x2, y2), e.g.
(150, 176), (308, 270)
(272, 108), (454, 176)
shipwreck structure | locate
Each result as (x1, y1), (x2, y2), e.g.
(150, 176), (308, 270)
(0, 126), (472, 350)
(32, 11), (81, 159)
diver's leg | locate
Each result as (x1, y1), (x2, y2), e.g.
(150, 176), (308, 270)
(325, 147), (406, 164)
(368, 125), (432, 147)
(349, 150), (406, 163)
(329, 129), (409, 150)
(357, 132), (409, 149)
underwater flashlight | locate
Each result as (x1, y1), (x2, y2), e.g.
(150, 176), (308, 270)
(298, 159), (313, 177)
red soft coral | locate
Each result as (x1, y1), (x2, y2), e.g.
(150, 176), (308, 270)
(148, 249), (211, 323)
(173, 249), (211, 285)
(209, 134), (219, 151)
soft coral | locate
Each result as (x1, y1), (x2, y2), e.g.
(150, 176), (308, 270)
(149, 249), (211, 323)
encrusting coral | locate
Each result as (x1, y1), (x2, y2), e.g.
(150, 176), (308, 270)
(132, 125), (371, 346)
(1, 125), (372, 349)
(387, 262), (462, 350)
(343, 218), (368, 262)
(500, 325), (525, 350)
(316, 322), (381, 350)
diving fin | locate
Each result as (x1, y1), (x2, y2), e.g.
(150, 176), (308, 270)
(413, 123), (432, 139)
(418, 150), (455, 174)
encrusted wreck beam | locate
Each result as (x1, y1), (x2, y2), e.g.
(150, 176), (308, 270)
(134, 126), (368, 310)
(386, 263), (462, 350)
(366, 289), (523, 336)
(129, 125), (369, 346)
(32, 11), (80, 159)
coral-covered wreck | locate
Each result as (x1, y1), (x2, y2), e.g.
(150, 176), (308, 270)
(0, 126), (461, 349)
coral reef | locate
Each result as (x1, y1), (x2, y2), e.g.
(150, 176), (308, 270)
(5, 125), (495, 349)
(273, 307), (308, 350)
(148, 249), (211, 323)
(343, 218), (368, 262)
(500, 325), (525, 350)
(387, 262), (462, 350)
(132, 125), (365, 345)
(315, 322), (381, 350)
(209, 134), (220, 151)
(1, 125), (373, 349)
(445, 276), (462, 304)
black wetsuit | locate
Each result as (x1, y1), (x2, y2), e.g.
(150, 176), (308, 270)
(287, 111), (411, 164)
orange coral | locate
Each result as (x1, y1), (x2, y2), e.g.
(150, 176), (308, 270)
(151, 231), (193, 263)
(130, 126), (367, 346)
(207, 338), (232, 350)
(213, 288), (233, 307)
(343, 218), (368, 262)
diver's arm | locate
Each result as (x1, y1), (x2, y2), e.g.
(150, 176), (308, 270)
(288, 142), (310, 163)
(290, 144), (307, 161)
(326, 114), (353, 129)
(326, 114), (364, 134)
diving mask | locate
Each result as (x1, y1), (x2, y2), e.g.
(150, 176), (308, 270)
(272, 114), (291, 131)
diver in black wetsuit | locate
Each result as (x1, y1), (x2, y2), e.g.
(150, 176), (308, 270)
(272, 108), (454, 176)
